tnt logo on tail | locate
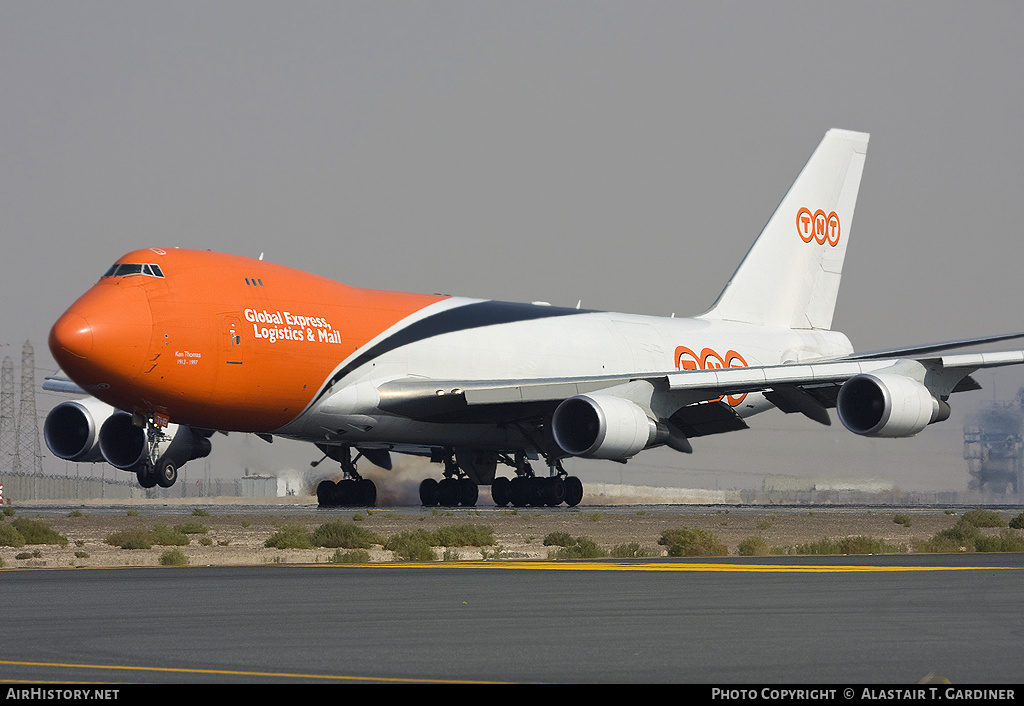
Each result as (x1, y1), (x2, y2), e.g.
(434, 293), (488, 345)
(797, 207), (840, 246)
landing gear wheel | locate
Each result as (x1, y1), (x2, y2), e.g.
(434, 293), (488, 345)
(419, 478), (439, 507)
(544, 477), (567, 507)
(459, 477), (478, 507)
(317, 480), (338, 506)
(509, 476), (530, 507)
(438, 477), (460, 507)
(155, 457), (178, 488)
(526, 477), (547, 506)
(491, 477), (510, 506)
(357, 479), (377, 507)
(137, 467), (157, 489)
(564, 476), (583, 507)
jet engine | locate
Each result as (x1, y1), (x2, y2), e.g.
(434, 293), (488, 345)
(98, 413), (211, 471)
(43, 397), (117, 462)
(837, 373), (950, 438)
(552, 394), (656, 459)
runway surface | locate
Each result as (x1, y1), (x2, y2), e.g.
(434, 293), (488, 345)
(1, 554), (1021, 683)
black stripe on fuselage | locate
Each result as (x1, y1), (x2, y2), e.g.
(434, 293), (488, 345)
(313, 300), (590, 404)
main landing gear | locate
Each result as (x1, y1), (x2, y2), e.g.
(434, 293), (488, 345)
(490, 452), (583, 508)
(418, 449), (585, 508)
(316, 446), (377, 507)
(419, 450), (479, 507)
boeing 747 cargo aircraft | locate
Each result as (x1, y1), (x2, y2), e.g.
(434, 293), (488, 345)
(44, 130), (1024, 506)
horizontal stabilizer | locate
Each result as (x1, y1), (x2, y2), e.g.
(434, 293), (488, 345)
(845, 332), (1024, 360)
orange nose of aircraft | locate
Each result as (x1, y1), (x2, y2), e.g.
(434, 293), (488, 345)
(49, 282), (153, 393)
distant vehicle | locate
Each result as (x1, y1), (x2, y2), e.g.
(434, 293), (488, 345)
(44, 129), (1024, 508)
(964, 388), (1024, 494)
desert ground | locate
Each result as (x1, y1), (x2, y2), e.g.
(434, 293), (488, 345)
(2, 496), (1020, 569)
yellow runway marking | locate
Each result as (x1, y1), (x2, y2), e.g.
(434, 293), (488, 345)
(4, 561), (1015, 575)
(0, 659), (501, 684)
(311, 561), (1015, 573)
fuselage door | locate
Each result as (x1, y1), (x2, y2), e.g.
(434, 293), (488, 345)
(223, 315), (244, 366)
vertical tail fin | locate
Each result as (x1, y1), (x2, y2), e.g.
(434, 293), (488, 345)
(699, 129), (869, 330)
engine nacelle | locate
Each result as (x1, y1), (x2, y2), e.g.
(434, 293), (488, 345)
(98, 413), (212, 470)
(837, 373), (950, 438)
(43, 397), (118, 462)
(552, 394), (656, 459)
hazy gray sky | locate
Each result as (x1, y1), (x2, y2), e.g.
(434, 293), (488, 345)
(3, 2), (1023, 491)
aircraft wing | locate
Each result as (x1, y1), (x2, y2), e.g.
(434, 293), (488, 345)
(42, 374), (87, 395)
(375, 349), (1024, 435)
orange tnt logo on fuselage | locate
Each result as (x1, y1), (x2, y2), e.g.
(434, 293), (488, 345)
(796, 207), (840, 247)
(674, 346), (748, 406)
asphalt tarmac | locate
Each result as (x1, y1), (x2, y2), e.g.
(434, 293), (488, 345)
(1, 553), (1021, 684)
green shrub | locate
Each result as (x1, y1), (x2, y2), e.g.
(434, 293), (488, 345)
(974, 535), (1001, 552)
(916, 519), (982, 553)
(658, 528), (728, 557)
(107, 529), (152, 550)
(960, 508), (1006, 528)
(915, 534), (967, 554)
(74, 551), (89, 559)
(787, 536), (901, 555)
(837, 536), (903, 555)
(1008, 512), (1024, 529)
(328, 548), (371, 564)
(149, 525), (190, 546)
(3, 507), (15, 517)
(480, 544), (505, 560)
(790, 538), (843, 555)
(998, 531), (1024, 552)
(432, 523), (494, 547)
(0, 523), (26, 547)
(312, 522), (382, 549)
(173, 522), (209, 535)
(611, 542), (654, 558)
(385, 530), (437, 561)
(191, 508), (210, 517)
(264, 524), (314, 549)
(11, 518), (68, 547)
(737, 536), (772, 556)
(159, 549), (189, 566)
(917, 518), (986, 553)
(542, 531), (574, 547)
(121, 536), (153, 550)
(975, 530), (1024, 553)
(548, 536), (606, 559)
(126, 509), (139, 517)
(893, 514), (912, 527)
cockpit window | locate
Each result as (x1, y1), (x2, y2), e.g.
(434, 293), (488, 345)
(102, 263), (166, 278)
